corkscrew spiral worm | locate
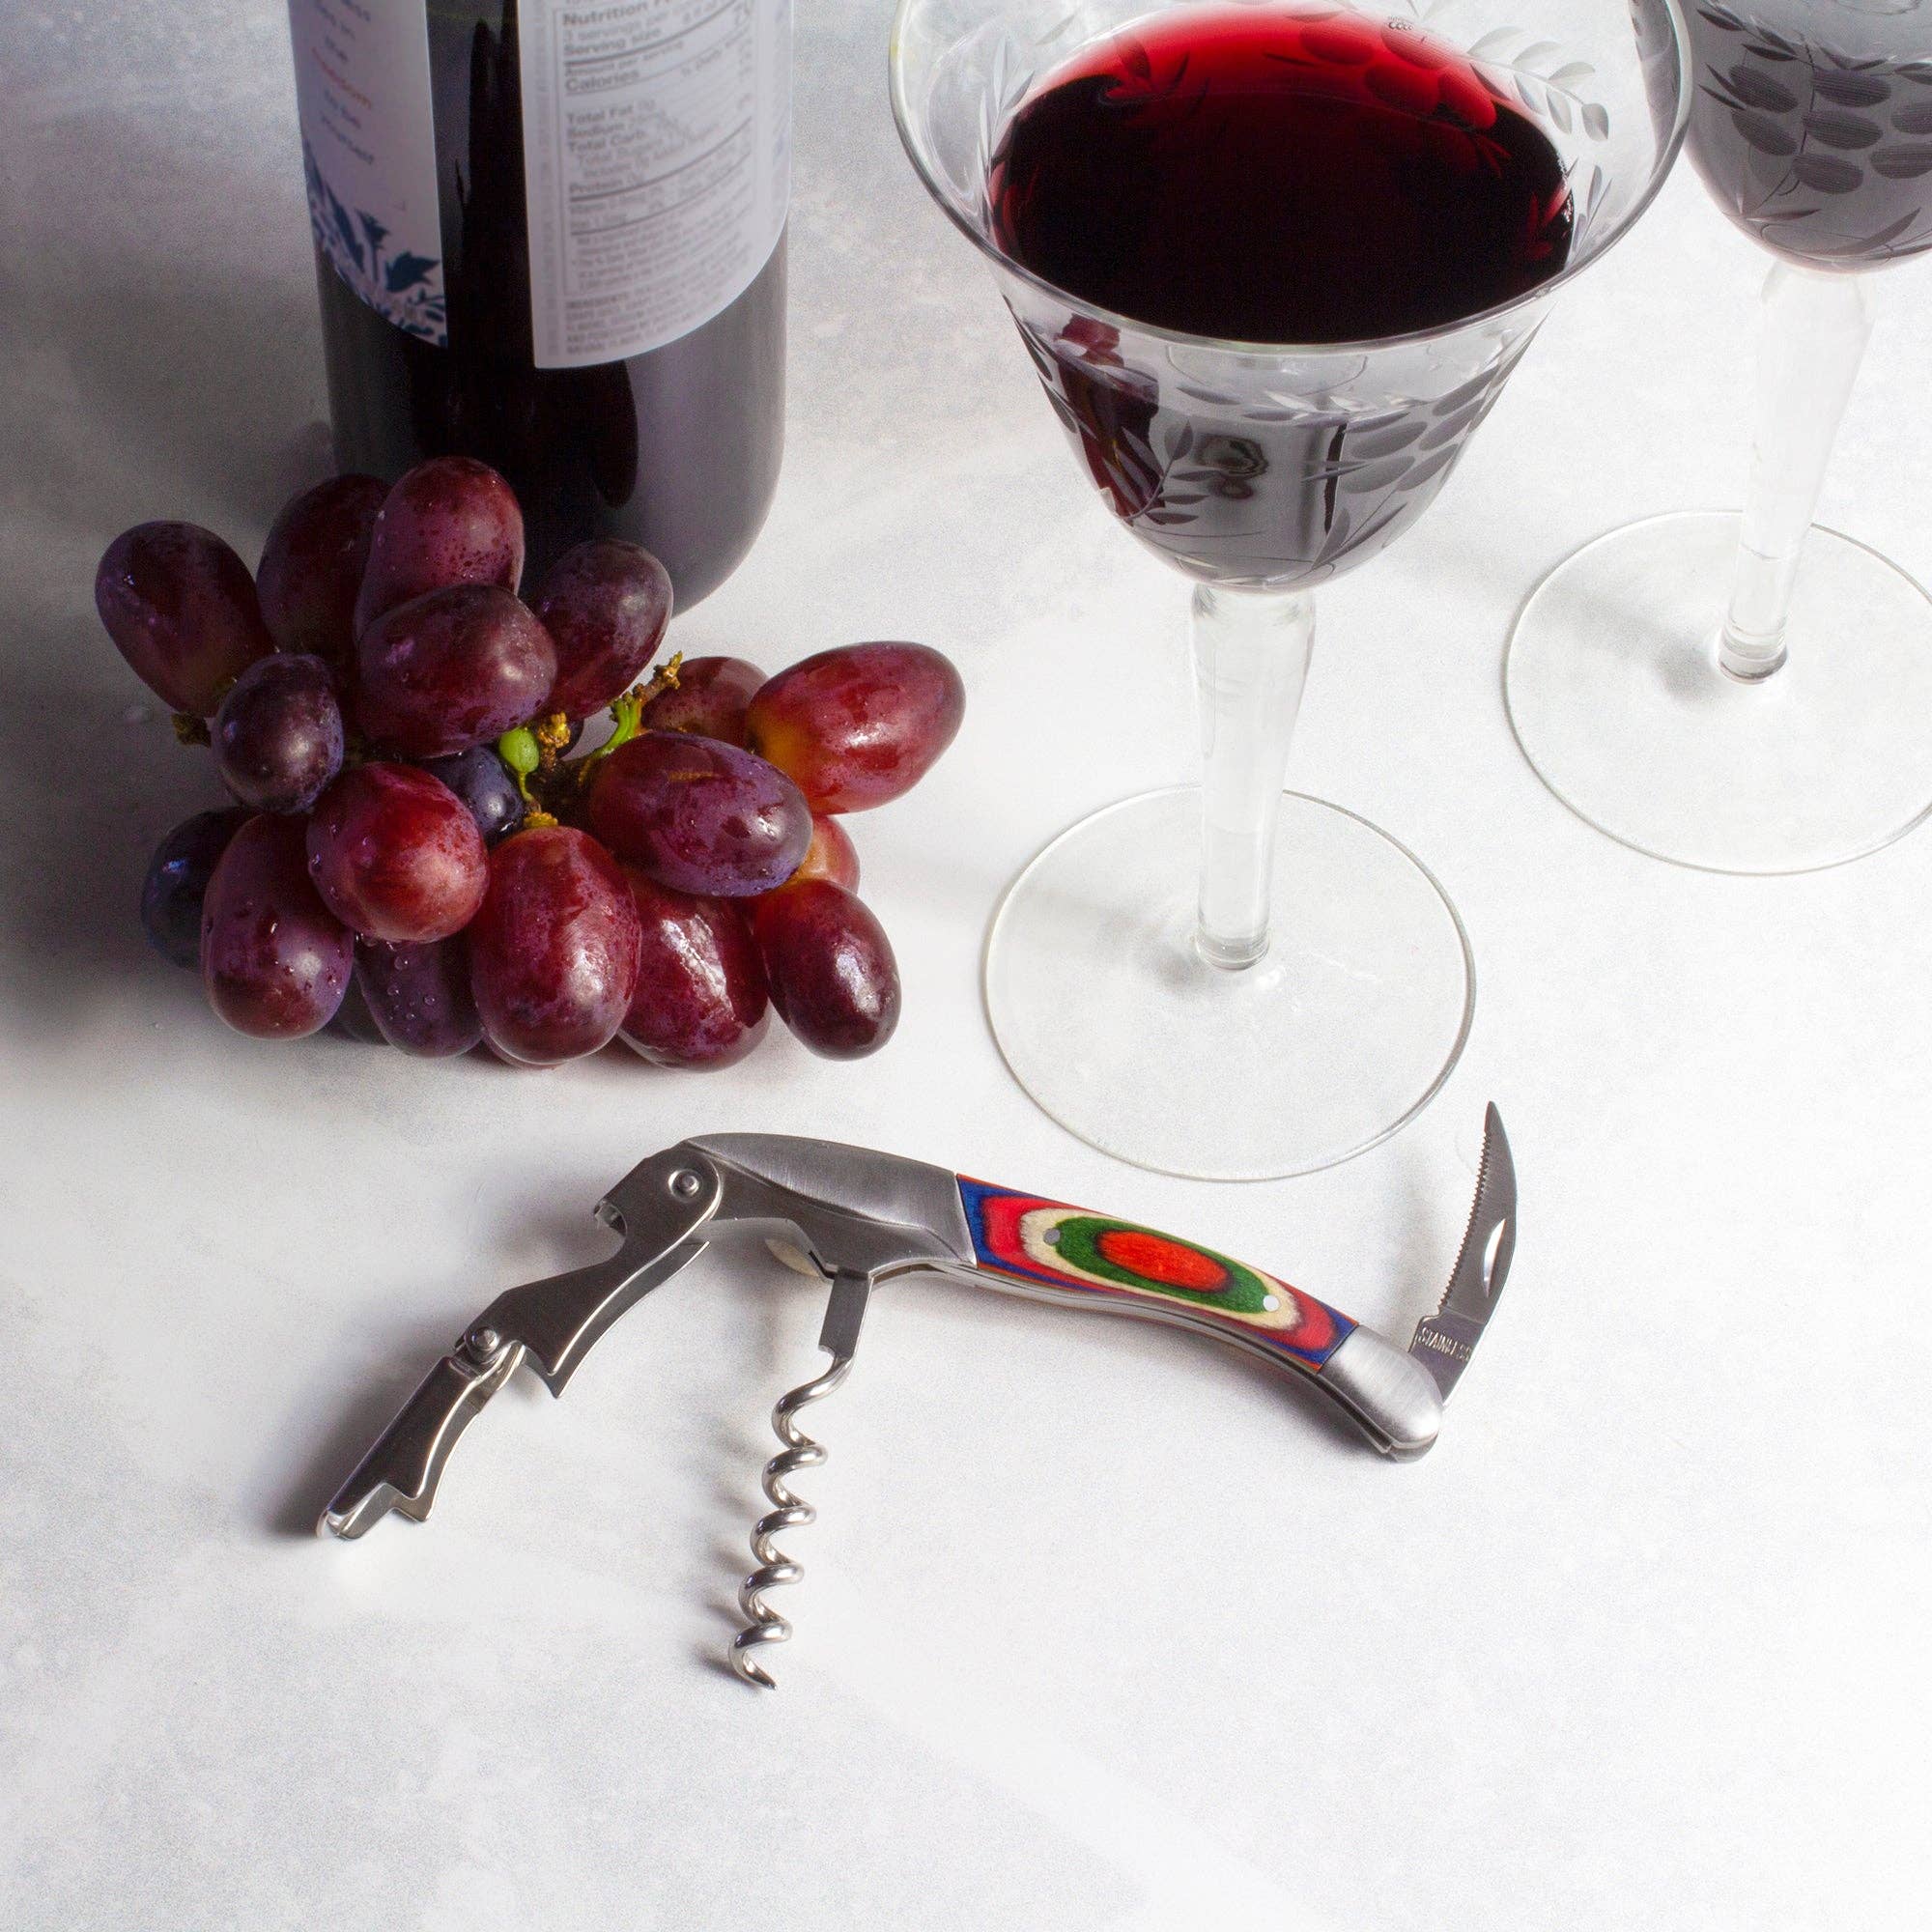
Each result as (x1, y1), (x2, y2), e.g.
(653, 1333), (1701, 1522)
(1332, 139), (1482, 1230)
(730, 1349), (856, 1689)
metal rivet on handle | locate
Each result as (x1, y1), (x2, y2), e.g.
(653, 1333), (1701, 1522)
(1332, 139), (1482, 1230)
(670, 1169), (702, 1198)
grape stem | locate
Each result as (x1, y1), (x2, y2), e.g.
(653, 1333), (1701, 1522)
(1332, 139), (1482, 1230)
(567, 653), (683, 780)
(519, 711), (575, 830)
(171, 712), (211, 747)
(498, 655), (684, 831)
(497, 724), (545, 815)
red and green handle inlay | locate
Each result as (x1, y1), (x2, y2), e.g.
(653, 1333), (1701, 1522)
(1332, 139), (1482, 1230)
(955, 1178), (1354, 1373)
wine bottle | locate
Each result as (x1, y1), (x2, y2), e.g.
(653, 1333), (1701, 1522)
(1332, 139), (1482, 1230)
(287, 0), (789, 607)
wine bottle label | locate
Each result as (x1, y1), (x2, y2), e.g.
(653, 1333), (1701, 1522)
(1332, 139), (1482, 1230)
(518, 0), (792, 368)
(287, 0), (448, 347)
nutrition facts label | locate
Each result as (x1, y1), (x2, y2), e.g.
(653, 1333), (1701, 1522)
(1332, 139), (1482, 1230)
(520, 0), (791, 368)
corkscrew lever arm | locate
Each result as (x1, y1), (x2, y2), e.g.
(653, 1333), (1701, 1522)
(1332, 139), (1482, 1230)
(317, 1137), (966, 1542)
(318, 1145), (733, 1539)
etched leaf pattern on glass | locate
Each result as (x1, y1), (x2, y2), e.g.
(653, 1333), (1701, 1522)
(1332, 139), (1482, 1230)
(1688, 5), (1932, 264)
(1465, 25), (1614, 141)
(1014, 311), (1537, 587)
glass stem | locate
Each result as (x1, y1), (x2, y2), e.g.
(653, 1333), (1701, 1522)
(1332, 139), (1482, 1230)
(1719, 263), (1876, 682)
(1192, 582), (1316, 971)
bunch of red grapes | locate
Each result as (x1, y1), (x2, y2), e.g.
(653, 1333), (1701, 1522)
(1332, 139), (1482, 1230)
(99, 457), (964, 1068)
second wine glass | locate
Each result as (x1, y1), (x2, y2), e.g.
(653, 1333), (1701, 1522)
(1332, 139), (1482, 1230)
(1507, 0), (1932, 873)
(894, 0), (1688, 1178)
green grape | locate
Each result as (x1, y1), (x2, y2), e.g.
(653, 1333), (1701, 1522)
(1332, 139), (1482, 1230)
(498, 725), (541, 777)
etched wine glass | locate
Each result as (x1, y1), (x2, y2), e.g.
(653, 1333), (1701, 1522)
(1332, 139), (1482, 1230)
(892, 0), (1688, 1177)
(1507, 0), (1932, 872)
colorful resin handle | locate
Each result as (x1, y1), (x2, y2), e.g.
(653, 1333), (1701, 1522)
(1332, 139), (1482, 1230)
(955, 1177), (1355, 1377)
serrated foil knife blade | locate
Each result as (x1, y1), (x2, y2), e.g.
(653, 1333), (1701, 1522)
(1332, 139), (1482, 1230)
(1408, 1103), (1517, 1401)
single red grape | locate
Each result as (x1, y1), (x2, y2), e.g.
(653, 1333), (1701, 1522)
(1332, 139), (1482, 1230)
(141, 808), (251, 968)
(750, 879), (900, 1059)
(639, 654), (762, 746)
(585, 731), (810, 897)
(305, 761), (488, 942)
(791, 810), (860, 890)
(213, 653), (343, 814)
(354, 456), (526, 635)
(96, 521), (273, 716)
(617, 867), (769, 1069)
(256, 473), (387, 668)
(355, 936), (483, 1058)
(745, 642), (965, 812)
(468, 827), (642, 1065)
(534, 538), (672, 720)
(201, 814), (353, 1038)
(354, 582), (556, 759)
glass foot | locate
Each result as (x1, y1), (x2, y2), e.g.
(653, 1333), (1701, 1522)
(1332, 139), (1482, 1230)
(982, 787), (1473, 1180)
(1506, 511), (1932, 874)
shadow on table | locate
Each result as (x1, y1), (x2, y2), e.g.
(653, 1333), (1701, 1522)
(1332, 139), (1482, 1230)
(261, 1306), (466, 1543)
(0, 98), (340, 1028)
(7, 113), (327, 537)
(2, 110), (332, 1028)
(0, 662), (211, 1030)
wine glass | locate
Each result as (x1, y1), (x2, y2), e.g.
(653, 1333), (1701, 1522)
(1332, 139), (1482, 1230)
(1507, 0), (1932, 873)
(892, 0), (1689, 1178)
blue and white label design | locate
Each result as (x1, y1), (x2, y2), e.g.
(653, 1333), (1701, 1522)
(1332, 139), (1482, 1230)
(288, 0), (447, 345)
(518, 0), (791, 368)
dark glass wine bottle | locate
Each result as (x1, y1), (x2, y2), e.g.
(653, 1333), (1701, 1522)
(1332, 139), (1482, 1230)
(290, 0), (789, 606)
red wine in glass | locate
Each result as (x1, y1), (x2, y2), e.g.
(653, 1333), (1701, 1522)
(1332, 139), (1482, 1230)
(987, 4), (1576, 585)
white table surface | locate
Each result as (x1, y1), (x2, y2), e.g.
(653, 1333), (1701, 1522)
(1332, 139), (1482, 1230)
(5, 4), (1929, 1927)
